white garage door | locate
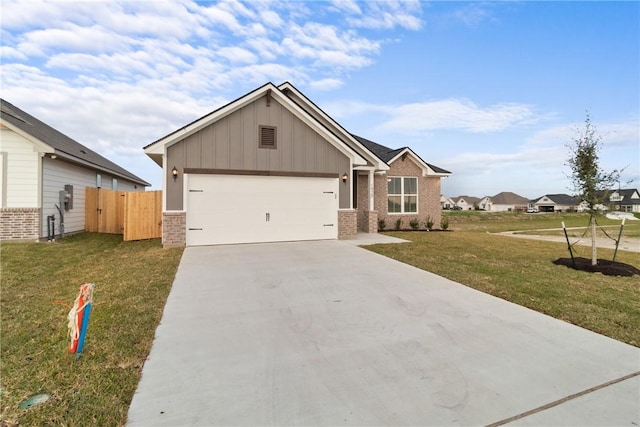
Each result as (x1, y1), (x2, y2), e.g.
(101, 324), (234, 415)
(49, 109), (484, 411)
(186, 174), (339, 246)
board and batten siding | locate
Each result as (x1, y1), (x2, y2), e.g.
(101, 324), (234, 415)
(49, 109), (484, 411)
(41, 157), (143, 238)
(166, 96), (350, 211)
(0, 128), (40, 208)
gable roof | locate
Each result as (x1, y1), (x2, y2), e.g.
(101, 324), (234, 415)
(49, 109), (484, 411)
(352, 135), (451, 175)
(452, 195), (481, 205)
(618, 189), (640, 203)
(144, 82), (367, 168)
(0, 98), (149, 186)
(606, 188), (640, 204)
(490, 191), (529, 205)
(277, 82), (387, 171)
(533, 194), (580, 205)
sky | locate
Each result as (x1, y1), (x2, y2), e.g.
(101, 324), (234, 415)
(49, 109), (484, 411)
(1, 0), (638, 199)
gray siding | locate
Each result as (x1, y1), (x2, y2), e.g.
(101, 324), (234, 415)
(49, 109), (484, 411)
(41, 157), (143, 238)
(166, 96), (350, 210)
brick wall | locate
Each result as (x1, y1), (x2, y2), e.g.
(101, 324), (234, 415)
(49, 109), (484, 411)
(356, 173), (369, 231)
(0, 208), (40, 241)
(162, 211), (186, 248)
(364, 210), (378, 233)
(375, 157), (443, 230)
(338, 210), (357, 239)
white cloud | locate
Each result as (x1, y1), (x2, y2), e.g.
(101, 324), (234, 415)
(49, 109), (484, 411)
(0, 45), (27, 60)
(453, 3), (498, 28)
(18, 24), (132, 56)
(327, 98), (537, 134)
(259, 10), (284, 28)
(217, 46), (259, 64)
(0, 0), (431, 188)
(345, 1), (423, 30)
(308, 78), (344, 91)
(384, 99), (537, 133)
(330, 0), (362, 15)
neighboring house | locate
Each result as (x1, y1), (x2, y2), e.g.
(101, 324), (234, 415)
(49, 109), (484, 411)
(451, 195), (481, 211)
(143, 82), (451, 247)
(478, 196), (492, 211)
(481, 191), (530, 212)
(604, 188), (640, 213)
(531, 194), (580, 212)
(440, 195), (455, 210)
(0, 99), (149, 241)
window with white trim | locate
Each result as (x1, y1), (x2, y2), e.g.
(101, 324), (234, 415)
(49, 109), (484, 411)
(387, 177), (417, 213)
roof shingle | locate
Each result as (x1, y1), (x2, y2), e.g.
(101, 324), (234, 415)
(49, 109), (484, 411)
(1, 99), (149, 186)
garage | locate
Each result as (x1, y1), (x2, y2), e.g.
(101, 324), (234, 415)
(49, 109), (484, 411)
(185, 174), (338, 246)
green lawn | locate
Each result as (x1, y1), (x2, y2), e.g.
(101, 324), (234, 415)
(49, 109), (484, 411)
(1, 233), (183, 426)
(367, 212), (640, 347)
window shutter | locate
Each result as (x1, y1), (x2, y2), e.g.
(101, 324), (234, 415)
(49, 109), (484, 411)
(259, 125), (277, 149)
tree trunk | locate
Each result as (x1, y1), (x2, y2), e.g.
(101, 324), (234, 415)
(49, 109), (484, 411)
(591, 216), (597, 266)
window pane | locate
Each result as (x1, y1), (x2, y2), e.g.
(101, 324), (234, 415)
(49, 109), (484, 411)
(405, 196), (417, 213)
(404, 177), (417, 194)
(388, 177), (401, 195)
(388, 196), (401, 213)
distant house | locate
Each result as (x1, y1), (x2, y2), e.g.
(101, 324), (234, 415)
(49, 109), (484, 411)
(451, 195), (481, 211)
(531, 194), (580, 212)
(0, 99), (149, 241)
(481, 191), (530, 212)
(604, 188), (640, 213)
(440, 195), (455, 209)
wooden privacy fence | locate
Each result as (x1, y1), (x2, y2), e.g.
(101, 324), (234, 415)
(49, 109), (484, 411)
(85, 188), (162, 241)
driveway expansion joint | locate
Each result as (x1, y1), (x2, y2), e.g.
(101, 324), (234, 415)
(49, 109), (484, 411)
(485, 371), (640, 427)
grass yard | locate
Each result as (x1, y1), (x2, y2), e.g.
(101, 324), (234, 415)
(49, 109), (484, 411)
(368, 212), (640, 347)
(1, 233), (183, 426)
(443, 210), (640, 233)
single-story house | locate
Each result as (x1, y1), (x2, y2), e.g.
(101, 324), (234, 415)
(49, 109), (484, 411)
(480, 191), (530, 212)
(144, 82), (451, 247)
(451, 195), (481, 211)
(531, 194), (580, 212)
(0, 99), (149, 241)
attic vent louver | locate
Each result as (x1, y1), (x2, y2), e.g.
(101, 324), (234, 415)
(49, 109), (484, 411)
(259, 125), (277, 149)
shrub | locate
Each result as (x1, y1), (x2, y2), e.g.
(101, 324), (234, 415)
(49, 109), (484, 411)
(424, 216), (434, 231)
(409, 217), (420, 230)
(378, 218), (386, 231)
(441, 217), (449, 231)
(394, 218), (402, 230)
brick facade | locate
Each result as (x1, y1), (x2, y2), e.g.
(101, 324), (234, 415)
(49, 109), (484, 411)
(374, 157), (442, 230)
(338, 210), (357, 239)
(363, 210), (378, 233)
(356, 173), (369, 231)
(0, 208), (40, 241)
(162, 211), (186, 248)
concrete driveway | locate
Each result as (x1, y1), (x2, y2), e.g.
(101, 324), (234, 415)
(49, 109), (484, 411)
(128, 239), (639, 426)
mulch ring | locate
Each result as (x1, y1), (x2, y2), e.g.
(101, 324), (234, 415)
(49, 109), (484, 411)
(553, 257), (640, 277)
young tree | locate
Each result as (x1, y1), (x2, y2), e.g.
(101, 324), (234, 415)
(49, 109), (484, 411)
(566, 113), (620, 265)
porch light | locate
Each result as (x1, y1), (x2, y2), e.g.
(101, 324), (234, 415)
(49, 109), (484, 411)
(342, 173), (348, 183)
(172, 166), (178, 180)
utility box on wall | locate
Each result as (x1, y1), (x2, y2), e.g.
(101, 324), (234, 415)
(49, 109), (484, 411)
(60, 184), (73, 210)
